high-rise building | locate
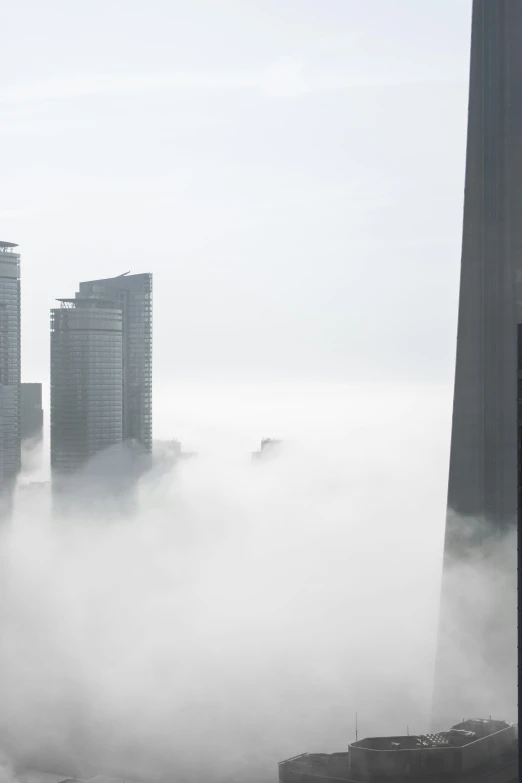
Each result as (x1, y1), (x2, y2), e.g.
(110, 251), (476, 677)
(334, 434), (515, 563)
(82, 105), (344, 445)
(77, 273), (152, 454)
(434, 1), (521, 726)
(20, 382), (43, 443)
(50, 298), (123, 477)
(50, 272), (152, 489)
(0, 241), (21, 506)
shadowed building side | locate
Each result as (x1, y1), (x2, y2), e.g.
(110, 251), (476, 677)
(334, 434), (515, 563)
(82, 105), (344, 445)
(434, 0), (522, 727)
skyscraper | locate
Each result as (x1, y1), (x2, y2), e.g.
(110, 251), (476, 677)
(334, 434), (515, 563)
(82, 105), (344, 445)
(50, 272), (152, 489)
(434, 1), (521, 726)
(50, 298), (123, 478)
(77, 273), (152, 454)
(0, 241), (21, 509)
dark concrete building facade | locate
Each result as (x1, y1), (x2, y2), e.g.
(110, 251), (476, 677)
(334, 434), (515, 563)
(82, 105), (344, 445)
(434, 1), (522, 727)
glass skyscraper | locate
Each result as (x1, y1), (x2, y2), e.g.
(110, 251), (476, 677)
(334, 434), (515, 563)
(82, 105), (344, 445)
(50, 271), (152, 486)
(0, 241), (21, 504)
(50, 298), (123, 477)
(77, 273), (152, 454)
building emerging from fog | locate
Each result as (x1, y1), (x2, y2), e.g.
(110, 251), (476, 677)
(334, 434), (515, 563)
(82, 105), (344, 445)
(20, 382), (43, 442)
(252, 438), (282, 461)
(51, 298), (124, 476)
(434, 1), (521, 726)
(0, 241), (21, 509)
(50, 272), (152, 486)
(77, 273), (153, 454)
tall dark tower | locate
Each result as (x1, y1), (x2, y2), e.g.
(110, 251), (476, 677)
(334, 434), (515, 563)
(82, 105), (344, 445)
(0, 241), (21, 516)
(434, 1), (522, 727)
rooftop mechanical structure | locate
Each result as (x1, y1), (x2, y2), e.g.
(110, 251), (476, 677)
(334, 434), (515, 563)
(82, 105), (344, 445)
(278, 719), (517, 783)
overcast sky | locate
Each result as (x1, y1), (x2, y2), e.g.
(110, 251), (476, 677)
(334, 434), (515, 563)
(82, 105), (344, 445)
(1, 0), (472, 386)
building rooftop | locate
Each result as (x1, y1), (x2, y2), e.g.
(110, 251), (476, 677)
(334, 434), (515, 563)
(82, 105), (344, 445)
(0, 241), (18, 249)
(78, 272), (152, 290)
(278, 719), (517, 783)
(354, 721), (512, 752)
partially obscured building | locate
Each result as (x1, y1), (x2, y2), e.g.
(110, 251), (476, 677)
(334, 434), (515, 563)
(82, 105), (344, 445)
(279, 719), (517, 783)
(0, 241), (21, 509)
(20, 382), (43, 442)
(50, 298), (123, 478)
(151, 440), (197, 475)
(50, 271), (152, 497)
(252, 438), (282, 461)
(77, 273), (152, 454)
(434, 0), (521, 726)
(153, 439), (182, 461)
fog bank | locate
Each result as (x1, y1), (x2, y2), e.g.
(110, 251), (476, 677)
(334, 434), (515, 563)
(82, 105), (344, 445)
(1, 383), (460, 782)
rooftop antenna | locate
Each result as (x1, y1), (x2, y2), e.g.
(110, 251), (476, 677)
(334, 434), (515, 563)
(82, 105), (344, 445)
(356, 712), (358, 744)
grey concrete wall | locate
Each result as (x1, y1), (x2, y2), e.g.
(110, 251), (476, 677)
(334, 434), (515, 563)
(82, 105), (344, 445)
(434, 0), (522, 726)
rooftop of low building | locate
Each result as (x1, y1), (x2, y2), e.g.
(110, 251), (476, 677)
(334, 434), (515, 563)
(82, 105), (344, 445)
(279, 718), (517, 782)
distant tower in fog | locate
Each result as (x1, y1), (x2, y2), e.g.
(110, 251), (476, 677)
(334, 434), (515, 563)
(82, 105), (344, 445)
(77, 273), (153, 454)
(252, 439), (282, 461)
(434, 0), (522, 727)
(50, 298), (124, 477)
(20, 383), (43, 443)
(0, 241), (21, 504)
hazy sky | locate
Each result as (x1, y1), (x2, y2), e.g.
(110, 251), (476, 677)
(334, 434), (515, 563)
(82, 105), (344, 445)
(1, 0), (472, 386)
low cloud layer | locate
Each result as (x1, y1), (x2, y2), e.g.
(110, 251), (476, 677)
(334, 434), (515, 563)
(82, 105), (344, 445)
(0, 383), (513, 783)
(434, 517), (517, 730)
